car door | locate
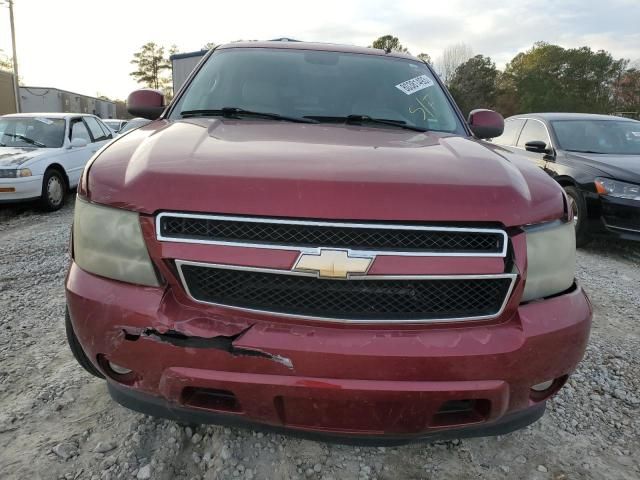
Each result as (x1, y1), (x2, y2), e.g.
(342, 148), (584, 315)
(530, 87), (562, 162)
(65, 117), (94, 187)
(515, 119), (553, 170)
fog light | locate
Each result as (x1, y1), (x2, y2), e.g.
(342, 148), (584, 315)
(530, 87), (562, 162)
(108, 361), (132, 375)
(531, 380), (554, 392)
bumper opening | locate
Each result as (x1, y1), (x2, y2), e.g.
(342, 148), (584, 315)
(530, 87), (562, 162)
(529, 375), (568, 402)
(432, 399), (490, 427)
(182, 387), (242, 413)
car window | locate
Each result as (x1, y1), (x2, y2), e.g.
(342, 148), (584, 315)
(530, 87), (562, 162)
(70, 120), (91, 143)
(95, 118), (113, 138)
(491, 118), (524, 146)
(170, 48), (466, 134)
(517, 119), (550, 148)
(83, 116), (108, 142)
(551, 119), (640, 155)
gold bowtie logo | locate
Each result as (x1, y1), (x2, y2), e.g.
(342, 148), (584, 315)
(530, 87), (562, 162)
(294, 249), (374, 279)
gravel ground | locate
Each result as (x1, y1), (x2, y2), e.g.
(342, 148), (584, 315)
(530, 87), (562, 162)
(0, 197), (639, 480)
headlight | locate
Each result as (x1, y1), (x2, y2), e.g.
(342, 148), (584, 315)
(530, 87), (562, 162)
(522, 220), (575, 302)
(17, 168), (32, 177)
(595, 177), (640, 201)
(73, 197), (160, 286)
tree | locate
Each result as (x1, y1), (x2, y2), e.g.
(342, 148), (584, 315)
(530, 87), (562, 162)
(417, 53), (432, 65)
(448, 55), (498, 116)
(436, 43), (473, 85)
(202, 42), (216, 50)
(0, 49), (13, 72)
(613, 68), (640, 115)
(130, 42), (171, 90)
(503, 42), (627, 114)
(370, 35), (408, 53)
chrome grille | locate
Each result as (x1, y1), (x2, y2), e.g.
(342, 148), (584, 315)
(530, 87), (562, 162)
(158, 213), (507, 256)
(177, 261), (516, 323)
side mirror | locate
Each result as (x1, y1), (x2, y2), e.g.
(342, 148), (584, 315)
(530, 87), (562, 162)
(525, 140), (550, 154)
(70, 138), (88, 148)
(127, 88), (165, 120)
(468, 109), (504, 139)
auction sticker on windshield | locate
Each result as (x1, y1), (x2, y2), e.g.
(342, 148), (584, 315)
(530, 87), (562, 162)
(395, 75), (435, 95)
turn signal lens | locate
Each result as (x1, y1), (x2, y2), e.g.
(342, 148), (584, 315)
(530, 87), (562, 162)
(17, 168), (32, 177)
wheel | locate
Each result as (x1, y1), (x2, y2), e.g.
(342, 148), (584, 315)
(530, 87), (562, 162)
(65, 307), (104, 379)
(564, 186), (590, 247)
(39, 169), (66, 211)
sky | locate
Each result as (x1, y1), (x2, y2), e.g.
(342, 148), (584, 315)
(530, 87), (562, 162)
(1, 0), (639, 100)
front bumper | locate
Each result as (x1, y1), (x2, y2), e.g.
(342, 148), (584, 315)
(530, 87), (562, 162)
(65, 262), (591, 441)
(600, 195), (640, 241)
(0, 175), (42, 203)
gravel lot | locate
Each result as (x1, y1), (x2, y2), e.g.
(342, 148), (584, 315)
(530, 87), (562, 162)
(1, 197), (639, 480)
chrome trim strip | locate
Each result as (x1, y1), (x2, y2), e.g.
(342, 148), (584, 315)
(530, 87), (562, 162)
(174, 259), (518, 324)
(604, 222), (640, 234)
(156, 212), (509, 258)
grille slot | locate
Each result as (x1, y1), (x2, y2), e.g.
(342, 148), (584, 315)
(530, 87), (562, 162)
(178, 263), (515, 322)
(158, 214), (506, 255)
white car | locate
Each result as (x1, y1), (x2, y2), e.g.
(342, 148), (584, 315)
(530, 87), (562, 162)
(0, 113), (114, 210)
(103, 119), (128, 134)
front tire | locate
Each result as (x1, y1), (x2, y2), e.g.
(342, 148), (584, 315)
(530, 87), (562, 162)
(65, 307), (104, 379)
(39, 169), (66, 211)
(564, 186), (590, 247)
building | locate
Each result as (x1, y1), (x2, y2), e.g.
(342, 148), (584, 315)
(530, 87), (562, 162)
(0, 70), (18, 115)
(171, 50), (207, 94)
(18, 86), (117, 118)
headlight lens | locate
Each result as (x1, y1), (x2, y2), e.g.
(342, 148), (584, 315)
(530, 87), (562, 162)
(73, 198), (160, 286)
(17, 168), (32, 177)
(522, 220), (575, 302)
(595, 177), (640, 201)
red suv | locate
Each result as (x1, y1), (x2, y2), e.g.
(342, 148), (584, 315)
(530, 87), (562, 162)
(65, 41), (591, 443)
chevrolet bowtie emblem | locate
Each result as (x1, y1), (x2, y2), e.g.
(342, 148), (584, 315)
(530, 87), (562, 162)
(294, 249), (374, 279)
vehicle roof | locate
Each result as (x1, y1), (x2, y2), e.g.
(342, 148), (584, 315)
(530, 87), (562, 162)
(103, 118), (126, 122)
(1, 112), (96, 119)
(508, 112), (639, 122)
(217, 41), (418, 61)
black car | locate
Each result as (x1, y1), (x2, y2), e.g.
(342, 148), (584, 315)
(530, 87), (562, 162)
(491, 113), (640, 246)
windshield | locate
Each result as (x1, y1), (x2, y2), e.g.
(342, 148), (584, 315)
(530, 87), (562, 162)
(0, 117), (66, 148)
(170, 48), (465, 134)
(104, 120), (120, 130)
(552, 119), (640, 155)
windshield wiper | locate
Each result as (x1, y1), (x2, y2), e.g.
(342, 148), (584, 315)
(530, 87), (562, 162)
(304, 115), (428, 132)
(180, 108), (318, 124)
(565, 149), (603, 154)
(2, 133), (46, 147)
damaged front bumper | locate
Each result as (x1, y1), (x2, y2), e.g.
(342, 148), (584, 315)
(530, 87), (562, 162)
(65, 262), (591, 442)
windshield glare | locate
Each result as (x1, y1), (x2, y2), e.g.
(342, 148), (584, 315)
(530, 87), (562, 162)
(171, 48), (465, 134)
(0, 117), (66, 148)
(552, 119), (640, 155)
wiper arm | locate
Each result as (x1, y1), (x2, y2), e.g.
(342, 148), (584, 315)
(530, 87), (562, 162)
(180, 108), (318, 124)
(565, 149), (603, 154)
(2, 133), (46, 147)
(305, 115), (428, 132)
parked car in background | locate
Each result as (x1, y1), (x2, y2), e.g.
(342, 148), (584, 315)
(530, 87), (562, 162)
(491, 113), (640, 245)
(103, 119), (128, 133)
(118, 117), (151, 134)
(65, 41), (591, 443)
(0, 113), (113, 210)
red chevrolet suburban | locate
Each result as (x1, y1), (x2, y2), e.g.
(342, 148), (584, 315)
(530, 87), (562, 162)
(65, 41), (591, 443)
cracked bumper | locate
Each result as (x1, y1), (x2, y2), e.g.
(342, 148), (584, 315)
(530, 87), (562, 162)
(65, 262), (591, 440)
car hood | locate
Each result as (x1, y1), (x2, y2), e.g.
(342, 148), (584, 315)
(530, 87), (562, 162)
(0, 147), (47, 167)
(565, 152), (640, 182)
(88, 119), (564, 226)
